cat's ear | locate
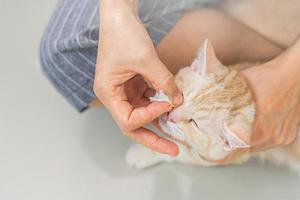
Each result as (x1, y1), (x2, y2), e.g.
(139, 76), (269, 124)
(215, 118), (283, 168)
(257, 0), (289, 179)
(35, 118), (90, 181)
(191, 39), (224, 76)
(222, 120), (252, 151)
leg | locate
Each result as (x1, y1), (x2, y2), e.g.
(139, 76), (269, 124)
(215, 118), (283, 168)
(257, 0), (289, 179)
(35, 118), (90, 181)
(156, 9), (283, 74)
(126, 144), (173, 169)
(40, 0), (99, 112)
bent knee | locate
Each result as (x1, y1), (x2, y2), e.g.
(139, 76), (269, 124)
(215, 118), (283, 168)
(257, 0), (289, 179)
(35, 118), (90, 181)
(39, 32), (97, 112)
(156, 8), (232, 71)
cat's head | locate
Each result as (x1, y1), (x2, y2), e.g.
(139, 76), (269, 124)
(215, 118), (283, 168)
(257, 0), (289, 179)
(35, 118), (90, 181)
(158, 40), (255, 163)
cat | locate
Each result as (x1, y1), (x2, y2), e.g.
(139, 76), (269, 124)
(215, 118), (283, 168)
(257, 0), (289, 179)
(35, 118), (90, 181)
(126, 39), (300, 173)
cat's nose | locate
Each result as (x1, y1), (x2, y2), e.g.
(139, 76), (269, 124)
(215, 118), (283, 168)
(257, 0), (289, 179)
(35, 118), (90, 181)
(167, 110), (178, 123)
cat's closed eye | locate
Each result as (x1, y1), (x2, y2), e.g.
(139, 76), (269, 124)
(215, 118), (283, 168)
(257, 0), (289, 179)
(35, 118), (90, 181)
(188, 119), (199, 128)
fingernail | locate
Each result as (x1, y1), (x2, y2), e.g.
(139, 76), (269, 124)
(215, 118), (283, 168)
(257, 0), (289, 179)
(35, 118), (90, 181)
(167, 104), (173, 111)
(172, 92), (183, 106)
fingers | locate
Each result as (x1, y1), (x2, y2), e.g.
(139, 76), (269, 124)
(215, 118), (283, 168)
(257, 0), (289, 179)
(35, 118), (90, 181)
(125, 127), (179, 156)
(113, 99), (178, 156)
(150, 119), (161, 132)
(104, 94), (178, 156)
(110, 97), (173, 132)
(250, 120), (273, 152)
(136, 59), (183, 106)
(96, 80), (176, 156)
(251, 120), (298, 152)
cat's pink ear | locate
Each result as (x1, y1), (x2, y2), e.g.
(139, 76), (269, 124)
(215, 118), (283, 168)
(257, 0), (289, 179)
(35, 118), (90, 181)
(191, 39), (224, 76)
(222, 121), (251, 151)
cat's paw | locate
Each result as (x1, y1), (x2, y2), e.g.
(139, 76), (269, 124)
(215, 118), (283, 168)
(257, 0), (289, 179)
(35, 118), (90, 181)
(126, 144), (166, 169)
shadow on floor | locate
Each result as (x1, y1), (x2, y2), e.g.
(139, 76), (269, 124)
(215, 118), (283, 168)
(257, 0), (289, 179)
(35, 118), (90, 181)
(81, 109), (300, 199)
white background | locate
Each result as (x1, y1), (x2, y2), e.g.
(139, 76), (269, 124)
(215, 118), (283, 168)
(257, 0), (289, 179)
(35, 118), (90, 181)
(0, 0), (300, 199)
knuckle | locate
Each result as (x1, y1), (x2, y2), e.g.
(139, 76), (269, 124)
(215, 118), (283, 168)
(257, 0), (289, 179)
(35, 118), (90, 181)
(160, 72), (174, 83)
(270, 136), (285, 148)
(116, 112), (136, 132)
(154, 72), (174, 88)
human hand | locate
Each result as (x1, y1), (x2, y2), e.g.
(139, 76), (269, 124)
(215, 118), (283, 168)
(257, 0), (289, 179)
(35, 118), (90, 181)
(94, 0), (183, 156)
(241, 38), (300, 152)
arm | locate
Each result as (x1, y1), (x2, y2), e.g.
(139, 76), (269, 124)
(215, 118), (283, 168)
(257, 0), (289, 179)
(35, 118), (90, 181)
(94, 0), (183, 156)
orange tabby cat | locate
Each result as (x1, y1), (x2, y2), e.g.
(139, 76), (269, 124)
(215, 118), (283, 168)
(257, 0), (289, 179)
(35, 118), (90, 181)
(126, 40), (300, 173)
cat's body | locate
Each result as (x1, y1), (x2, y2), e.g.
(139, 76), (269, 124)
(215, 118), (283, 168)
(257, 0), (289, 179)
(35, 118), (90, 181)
(126, 40), (300, 173)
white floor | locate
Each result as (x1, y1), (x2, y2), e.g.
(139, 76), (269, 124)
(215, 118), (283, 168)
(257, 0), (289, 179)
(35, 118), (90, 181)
(1, 0), (300, 200)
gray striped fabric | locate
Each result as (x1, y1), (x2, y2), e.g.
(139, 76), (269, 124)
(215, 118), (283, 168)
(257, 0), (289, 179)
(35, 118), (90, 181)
(39, 0), (216, 112)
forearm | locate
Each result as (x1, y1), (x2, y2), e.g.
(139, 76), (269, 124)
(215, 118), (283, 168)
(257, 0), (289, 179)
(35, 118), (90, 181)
(97, 0), (141, 67)
(100, 0), (139, 17)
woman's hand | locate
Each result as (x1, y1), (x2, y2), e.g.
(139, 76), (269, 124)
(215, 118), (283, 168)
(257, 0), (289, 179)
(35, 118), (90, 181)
(94, 0), (183, 156)
(241, 37), (300, 151)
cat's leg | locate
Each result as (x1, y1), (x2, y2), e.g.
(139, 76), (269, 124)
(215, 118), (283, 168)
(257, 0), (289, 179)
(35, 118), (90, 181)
(256, 147), (300, 175)
(252, 129), (300, 174)
(126, 144), (174, 169)
(126, 142), (215, 169)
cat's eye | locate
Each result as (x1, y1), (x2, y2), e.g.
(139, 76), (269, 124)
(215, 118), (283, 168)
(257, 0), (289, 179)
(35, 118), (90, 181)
(188, 119), (199, 128)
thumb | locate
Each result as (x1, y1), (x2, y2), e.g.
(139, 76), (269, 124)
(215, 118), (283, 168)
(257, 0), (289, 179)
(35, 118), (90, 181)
(137, 59), (183, 106)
